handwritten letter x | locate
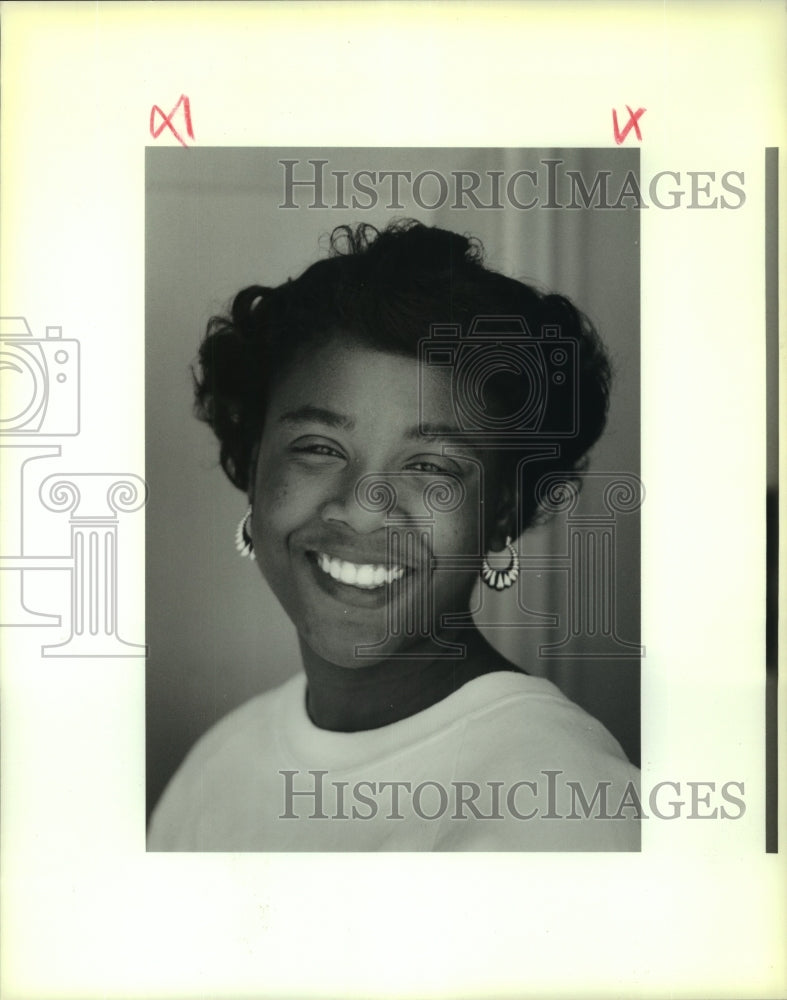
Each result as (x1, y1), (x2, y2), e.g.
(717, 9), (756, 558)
(612, 106), (646, 146)
(150, 95), (194, 148)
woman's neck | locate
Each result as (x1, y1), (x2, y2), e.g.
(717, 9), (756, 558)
(299, 626), (523, 732)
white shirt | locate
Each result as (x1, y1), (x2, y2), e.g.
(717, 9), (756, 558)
(148, 670), (640, 852)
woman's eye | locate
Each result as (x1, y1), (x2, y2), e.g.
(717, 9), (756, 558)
(290, 440), (345, 460)
(406, 459), (451, 474)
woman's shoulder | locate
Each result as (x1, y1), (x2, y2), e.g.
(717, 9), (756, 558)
(435, 669), (640, 851)
(456, 668), (637, 774)
(457, 635), (625, 755)
(177, 671), (305, 769)
(147, 673), (306, 848)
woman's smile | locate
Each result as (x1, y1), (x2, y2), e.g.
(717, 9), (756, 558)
(304, 548), (415, 612)
(313, 552), (406, 588)
(297, 523), (433, 617)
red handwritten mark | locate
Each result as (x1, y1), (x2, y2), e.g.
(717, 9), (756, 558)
(150, 95), (194, 147)
(612, 105), (646, 145)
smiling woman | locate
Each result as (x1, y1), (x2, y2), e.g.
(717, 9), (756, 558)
(147, 220), (640, 851)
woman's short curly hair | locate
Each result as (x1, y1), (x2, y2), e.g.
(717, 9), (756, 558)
(193, 219), (612, 533)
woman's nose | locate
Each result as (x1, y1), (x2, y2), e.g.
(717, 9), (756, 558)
(319, 468), (400, 534)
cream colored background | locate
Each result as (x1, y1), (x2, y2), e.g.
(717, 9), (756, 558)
(1, 3), (785, 999)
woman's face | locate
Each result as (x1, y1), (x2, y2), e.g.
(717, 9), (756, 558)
(251, 337), (502, 668)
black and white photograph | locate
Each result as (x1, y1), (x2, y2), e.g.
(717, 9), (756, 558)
(2, 3), (784, 998)
(145, 148), (643, 852)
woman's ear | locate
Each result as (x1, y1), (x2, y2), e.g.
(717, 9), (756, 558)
(247, 441), (261, 505)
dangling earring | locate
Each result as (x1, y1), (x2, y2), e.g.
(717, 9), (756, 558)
(481, 536), (518, 590)
(235, 505), (255, 560)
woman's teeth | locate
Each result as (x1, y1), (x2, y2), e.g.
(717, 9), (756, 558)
(316, 553), (406, 589)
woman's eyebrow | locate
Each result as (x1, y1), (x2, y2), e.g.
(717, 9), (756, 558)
(277, 405), (354, 430)
(405, 422), (462, 441)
